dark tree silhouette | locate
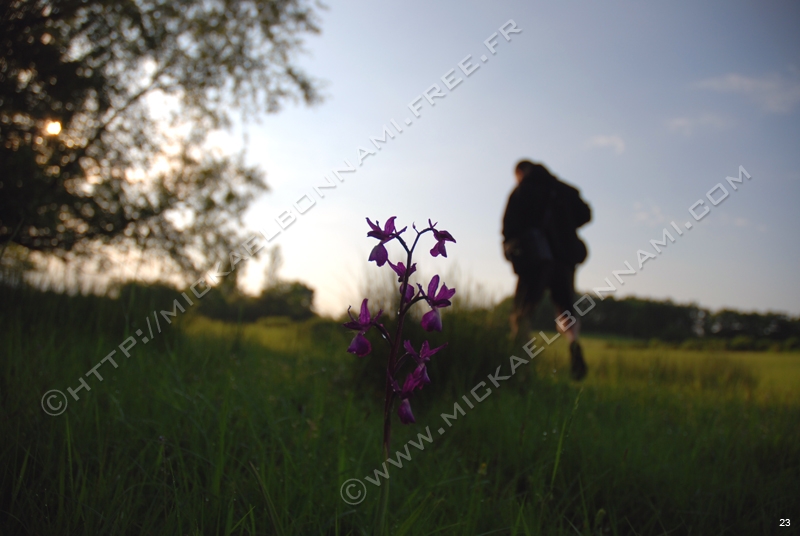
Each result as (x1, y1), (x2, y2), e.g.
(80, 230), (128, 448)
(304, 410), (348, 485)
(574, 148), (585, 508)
(0, 0), (322, 275)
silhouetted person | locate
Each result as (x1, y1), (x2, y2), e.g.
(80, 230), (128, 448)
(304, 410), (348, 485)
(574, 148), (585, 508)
(502, 160), (591, 380)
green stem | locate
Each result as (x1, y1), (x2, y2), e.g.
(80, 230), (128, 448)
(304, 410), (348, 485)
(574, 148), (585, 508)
(374, 443), (391, 536)
(374, 231), (422, 535)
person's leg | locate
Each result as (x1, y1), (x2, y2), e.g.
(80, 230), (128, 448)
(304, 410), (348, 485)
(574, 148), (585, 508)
(510, 264), (548, 347)
(549, 262), (579, 339)
(550, 263), (587, 380)
(557, 310), (580, 343)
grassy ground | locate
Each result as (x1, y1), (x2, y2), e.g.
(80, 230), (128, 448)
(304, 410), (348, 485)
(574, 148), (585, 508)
(541, 336), (800, 405)
(1, 285), (798, 535)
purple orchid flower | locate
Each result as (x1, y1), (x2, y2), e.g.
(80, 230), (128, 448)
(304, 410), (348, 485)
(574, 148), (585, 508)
(388, 260), (418, 302)
(366, 217), (406, 267)
(397, 399), (415, 424)
(401, 364), (430, 394)
(428, 219), (456, 257)
(420, 275), (456, 332)
(394, 364), (432, 424)
(387, 260), (416, 281)
(367, 216), (397, 242)
(343, 299), (382, 356)
(347, 221), (458, 446)
(403, 340), (447, 365)
(345, 216), (457, 531)
(388, 364), (427, 397)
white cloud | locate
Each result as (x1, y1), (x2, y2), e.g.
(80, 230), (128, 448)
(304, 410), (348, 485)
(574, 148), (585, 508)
(695, 72), (800, 113)
(717, 214), (755, 229)
(667, 113), (733, 136)
(586, 135), (625, 154)
(633, 201), (665, 226)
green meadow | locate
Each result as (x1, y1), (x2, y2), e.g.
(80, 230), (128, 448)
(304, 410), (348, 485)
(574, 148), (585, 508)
(1, 284), (798, 535)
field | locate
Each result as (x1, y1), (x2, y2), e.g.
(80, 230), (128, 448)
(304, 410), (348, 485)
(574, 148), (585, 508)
(1, 284), (798, 535)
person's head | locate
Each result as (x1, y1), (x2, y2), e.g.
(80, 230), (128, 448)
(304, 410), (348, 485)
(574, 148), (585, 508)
(514, 160), (550, 184)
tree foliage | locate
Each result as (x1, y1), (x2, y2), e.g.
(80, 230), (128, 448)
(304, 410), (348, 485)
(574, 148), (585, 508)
(0, 0), (322, 275)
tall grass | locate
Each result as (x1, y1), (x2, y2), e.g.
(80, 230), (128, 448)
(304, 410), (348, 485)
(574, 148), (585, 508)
(1, 283), (799, 534)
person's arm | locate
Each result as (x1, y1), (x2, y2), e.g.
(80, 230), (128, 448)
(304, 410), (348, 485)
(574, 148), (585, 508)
(502, 188), (525, 242)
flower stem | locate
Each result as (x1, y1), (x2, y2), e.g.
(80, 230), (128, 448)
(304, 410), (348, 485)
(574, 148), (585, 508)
(374, 466), (390, 536)
(376, 315), (402, 536)
(382, 296), (406, 451)
(375, 239), (418, 535)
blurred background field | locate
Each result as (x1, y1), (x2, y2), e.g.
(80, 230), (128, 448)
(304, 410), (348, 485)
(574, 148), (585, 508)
(548, 337), (799, 405)
(2, 282), (798, 535)
(187, 307), (800, 405)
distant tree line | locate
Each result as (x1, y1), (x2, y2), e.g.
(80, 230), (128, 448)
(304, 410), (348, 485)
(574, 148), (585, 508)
(502, 294), (800, 351)
(111, 277), (315, 323)
(197, 279), (315, 322)
(189, 245), (314, 322)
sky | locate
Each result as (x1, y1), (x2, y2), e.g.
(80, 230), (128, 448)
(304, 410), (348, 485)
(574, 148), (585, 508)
(211, 1), (800, 317)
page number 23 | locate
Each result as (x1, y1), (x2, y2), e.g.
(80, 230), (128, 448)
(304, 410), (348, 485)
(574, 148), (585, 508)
(780, 519), (791, 527)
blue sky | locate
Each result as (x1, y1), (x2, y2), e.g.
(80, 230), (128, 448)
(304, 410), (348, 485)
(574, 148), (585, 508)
(217, 1), (800, 317)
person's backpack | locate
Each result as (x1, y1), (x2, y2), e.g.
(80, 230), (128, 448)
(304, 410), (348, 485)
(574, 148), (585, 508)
(503, 176), (590, 271)
(503, 226), (553, 269)
(544, 179), (589, 265)
(503, 186), (557, 272)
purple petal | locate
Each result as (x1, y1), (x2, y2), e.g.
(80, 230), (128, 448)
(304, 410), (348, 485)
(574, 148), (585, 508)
(421, 309), (442, 332)
(388, 260), (404, 279)
(366, 217), (381, 235)
(347, 333), (371, 356)
(401, 282), (415, 303)
(417, 341), (430, 359)
(430, 240), (448, 258)
(383, 216), (397, 235)
(416, 364), (431, 386)
(433, 229), (456, 243)
(367, 218), (390, 240)
(397, 399), (415, 424)
(402, 365), (430, 393)
(403, 340), (416, 357)
(343, 304), (366, 330)
(402, 371), (421, 393)
(420, 341), (447, 361)
(435, 284), (456, 303)
(369, 244), (388, 266)
(427, 275), (440, 299)
(358, 299), (371, 324)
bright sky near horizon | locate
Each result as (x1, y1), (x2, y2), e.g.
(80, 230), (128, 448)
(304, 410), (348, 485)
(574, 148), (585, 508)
(217, 1), (800, 317)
